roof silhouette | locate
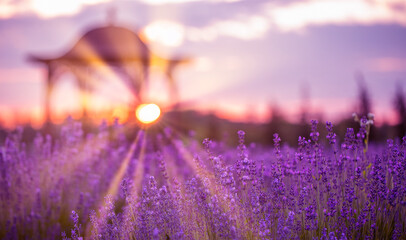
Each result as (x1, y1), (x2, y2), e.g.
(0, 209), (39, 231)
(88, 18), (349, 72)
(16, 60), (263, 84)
(30, 25), (150, 64)
(28, 23), (191, 124)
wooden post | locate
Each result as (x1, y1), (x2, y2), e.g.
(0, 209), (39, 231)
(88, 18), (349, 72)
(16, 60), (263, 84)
(44, 63), (54, 125)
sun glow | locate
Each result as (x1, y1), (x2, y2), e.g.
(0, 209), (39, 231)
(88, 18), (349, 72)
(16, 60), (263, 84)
(143, 20), (185, 47)
(135, 103), (161, 124)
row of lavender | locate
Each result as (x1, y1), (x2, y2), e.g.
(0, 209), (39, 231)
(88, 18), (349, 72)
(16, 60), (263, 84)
(0, 120), (131, 239)
(1, 116), (405, 239)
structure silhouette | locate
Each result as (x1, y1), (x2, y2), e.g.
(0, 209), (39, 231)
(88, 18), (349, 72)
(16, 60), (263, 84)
(29, 20), (190, 124)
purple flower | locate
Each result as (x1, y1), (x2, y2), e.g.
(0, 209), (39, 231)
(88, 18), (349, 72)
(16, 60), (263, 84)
(326, 121), (337, 145)
(310, 120), (319, 143)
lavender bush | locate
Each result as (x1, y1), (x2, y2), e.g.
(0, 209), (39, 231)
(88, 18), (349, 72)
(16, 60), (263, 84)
(0, 116), (405, 239)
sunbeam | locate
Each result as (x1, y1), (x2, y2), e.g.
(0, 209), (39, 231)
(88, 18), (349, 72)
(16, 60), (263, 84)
(85, 129), (143, 237)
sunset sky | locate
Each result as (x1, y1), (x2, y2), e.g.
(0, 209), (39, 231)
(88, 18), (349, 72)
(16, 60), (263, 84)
(1, 0), (406, 128)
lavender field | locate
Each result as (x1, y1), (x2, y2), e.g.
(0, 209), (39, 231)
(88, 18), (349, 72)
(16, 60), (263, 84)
(0, 116), (405, 240)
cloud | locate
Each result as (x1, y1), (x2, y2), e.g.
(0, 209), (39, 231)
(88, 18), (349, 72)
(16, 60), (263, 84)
(138, 0), (240, 5)
(143, 20), (185, 47)
(138, 0), (199, 4)
(266, 0), (406, 32)
(0, 0), (243, 19)
(0, 0), (109, 19)
(143, 0), (406, 45)
(2, 0), (405, 33)
(143, 15), (269, 46)
(187, 15), (269, 41)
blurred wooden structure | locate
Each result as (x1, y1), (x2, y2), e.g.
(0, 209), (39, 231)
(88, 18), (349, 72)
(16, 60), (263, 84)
(28, 22), (190, 124)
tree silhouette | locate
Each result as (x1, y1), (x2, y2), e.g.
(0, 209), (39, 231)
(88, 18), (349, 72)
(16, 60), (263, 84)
(394, 82), (406, 137)
(355, 72), (372, 117)
(299, 83), (310, 124)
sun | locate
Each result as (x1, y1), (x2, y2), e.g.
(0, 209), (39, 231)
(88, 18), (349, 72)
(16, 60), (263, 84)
(135, 103), (161, 124)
